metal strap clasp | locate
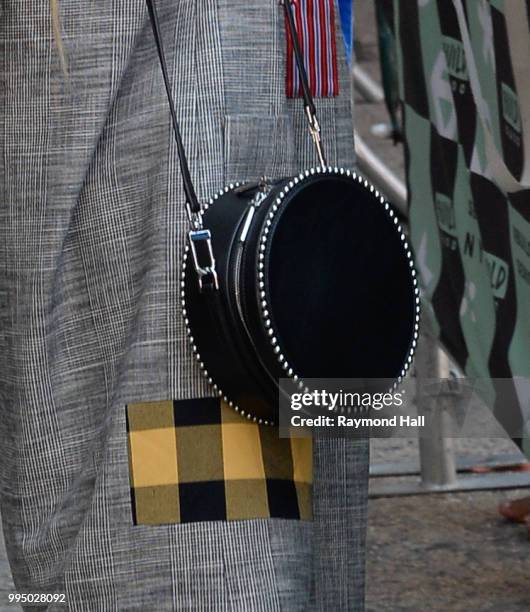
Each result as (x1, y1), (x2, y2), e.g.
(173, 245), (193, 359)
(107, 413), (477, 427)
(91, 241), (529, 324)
(188, 229), (219, 291)
(280, 0), (328, 167)
(305, 106), (326, 168)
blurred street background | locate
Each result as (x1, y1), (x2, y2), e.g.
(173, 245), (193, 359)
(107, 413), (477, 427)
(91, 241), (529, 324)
(355, 2), (530, 610)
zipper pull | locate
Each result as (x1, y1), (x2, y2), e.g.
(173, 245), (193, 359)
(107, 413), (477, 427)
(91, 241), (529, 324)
(233, 176), (269, 195)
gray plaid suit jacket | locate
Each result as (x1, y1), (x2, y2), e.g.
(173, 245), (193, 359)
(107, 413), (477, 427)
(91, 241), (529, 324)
(0, 1), (368, 610)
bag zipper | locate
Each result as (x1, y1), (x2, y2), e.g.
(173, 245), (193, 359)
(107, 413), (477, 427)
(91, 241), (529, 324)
(231, 191), (278, 390)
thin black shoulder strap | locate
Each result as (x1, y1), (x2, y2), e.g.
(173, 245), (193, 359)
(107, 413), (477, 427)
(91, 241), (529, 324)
(145, 0), (201, 215)
(145, 0), (327, 218)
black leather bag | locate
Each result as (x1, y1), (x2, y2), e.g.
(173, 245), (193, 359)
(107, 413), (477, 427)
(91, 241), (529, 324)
(147, 0), (420, 425)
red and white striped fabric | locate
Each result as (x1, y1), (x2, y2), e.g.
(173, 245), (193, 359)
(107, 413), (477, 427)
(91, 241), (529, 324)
(285, 0), (340, 98)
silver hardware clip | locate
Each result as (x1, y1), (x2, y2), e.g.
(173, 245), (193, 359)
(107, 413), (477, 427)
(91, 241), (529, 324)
(305, 106), (327, 167)
(188, 229), (219, 291)
(186, 202), (203, 231)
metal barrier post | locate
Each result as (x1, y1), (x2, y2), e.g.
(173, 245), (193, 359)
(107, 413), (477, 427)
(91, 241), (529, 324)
(415, 329), (458, 489)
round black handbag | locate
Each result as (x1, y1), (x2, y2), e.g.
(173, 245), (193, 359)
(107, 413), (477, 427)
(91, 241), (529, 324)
(147, 0), (420, 425)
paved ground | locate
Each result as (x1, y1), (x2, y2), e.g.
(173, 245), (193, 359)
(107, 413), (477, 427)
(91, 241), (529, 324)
(367, 488), (530, 612)
(0, 4), (529, 611)
(368, 437), (530, 611)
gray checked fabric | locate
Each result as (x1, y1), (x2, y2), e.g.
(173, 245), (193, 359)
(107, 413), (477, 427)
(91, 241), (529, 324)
(0, 1), (368, 610)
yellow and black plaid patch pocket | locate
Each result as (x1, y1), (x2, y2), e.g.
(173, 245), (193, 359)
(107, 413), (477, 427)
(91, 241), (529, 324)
(126, 398), (312, 525)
